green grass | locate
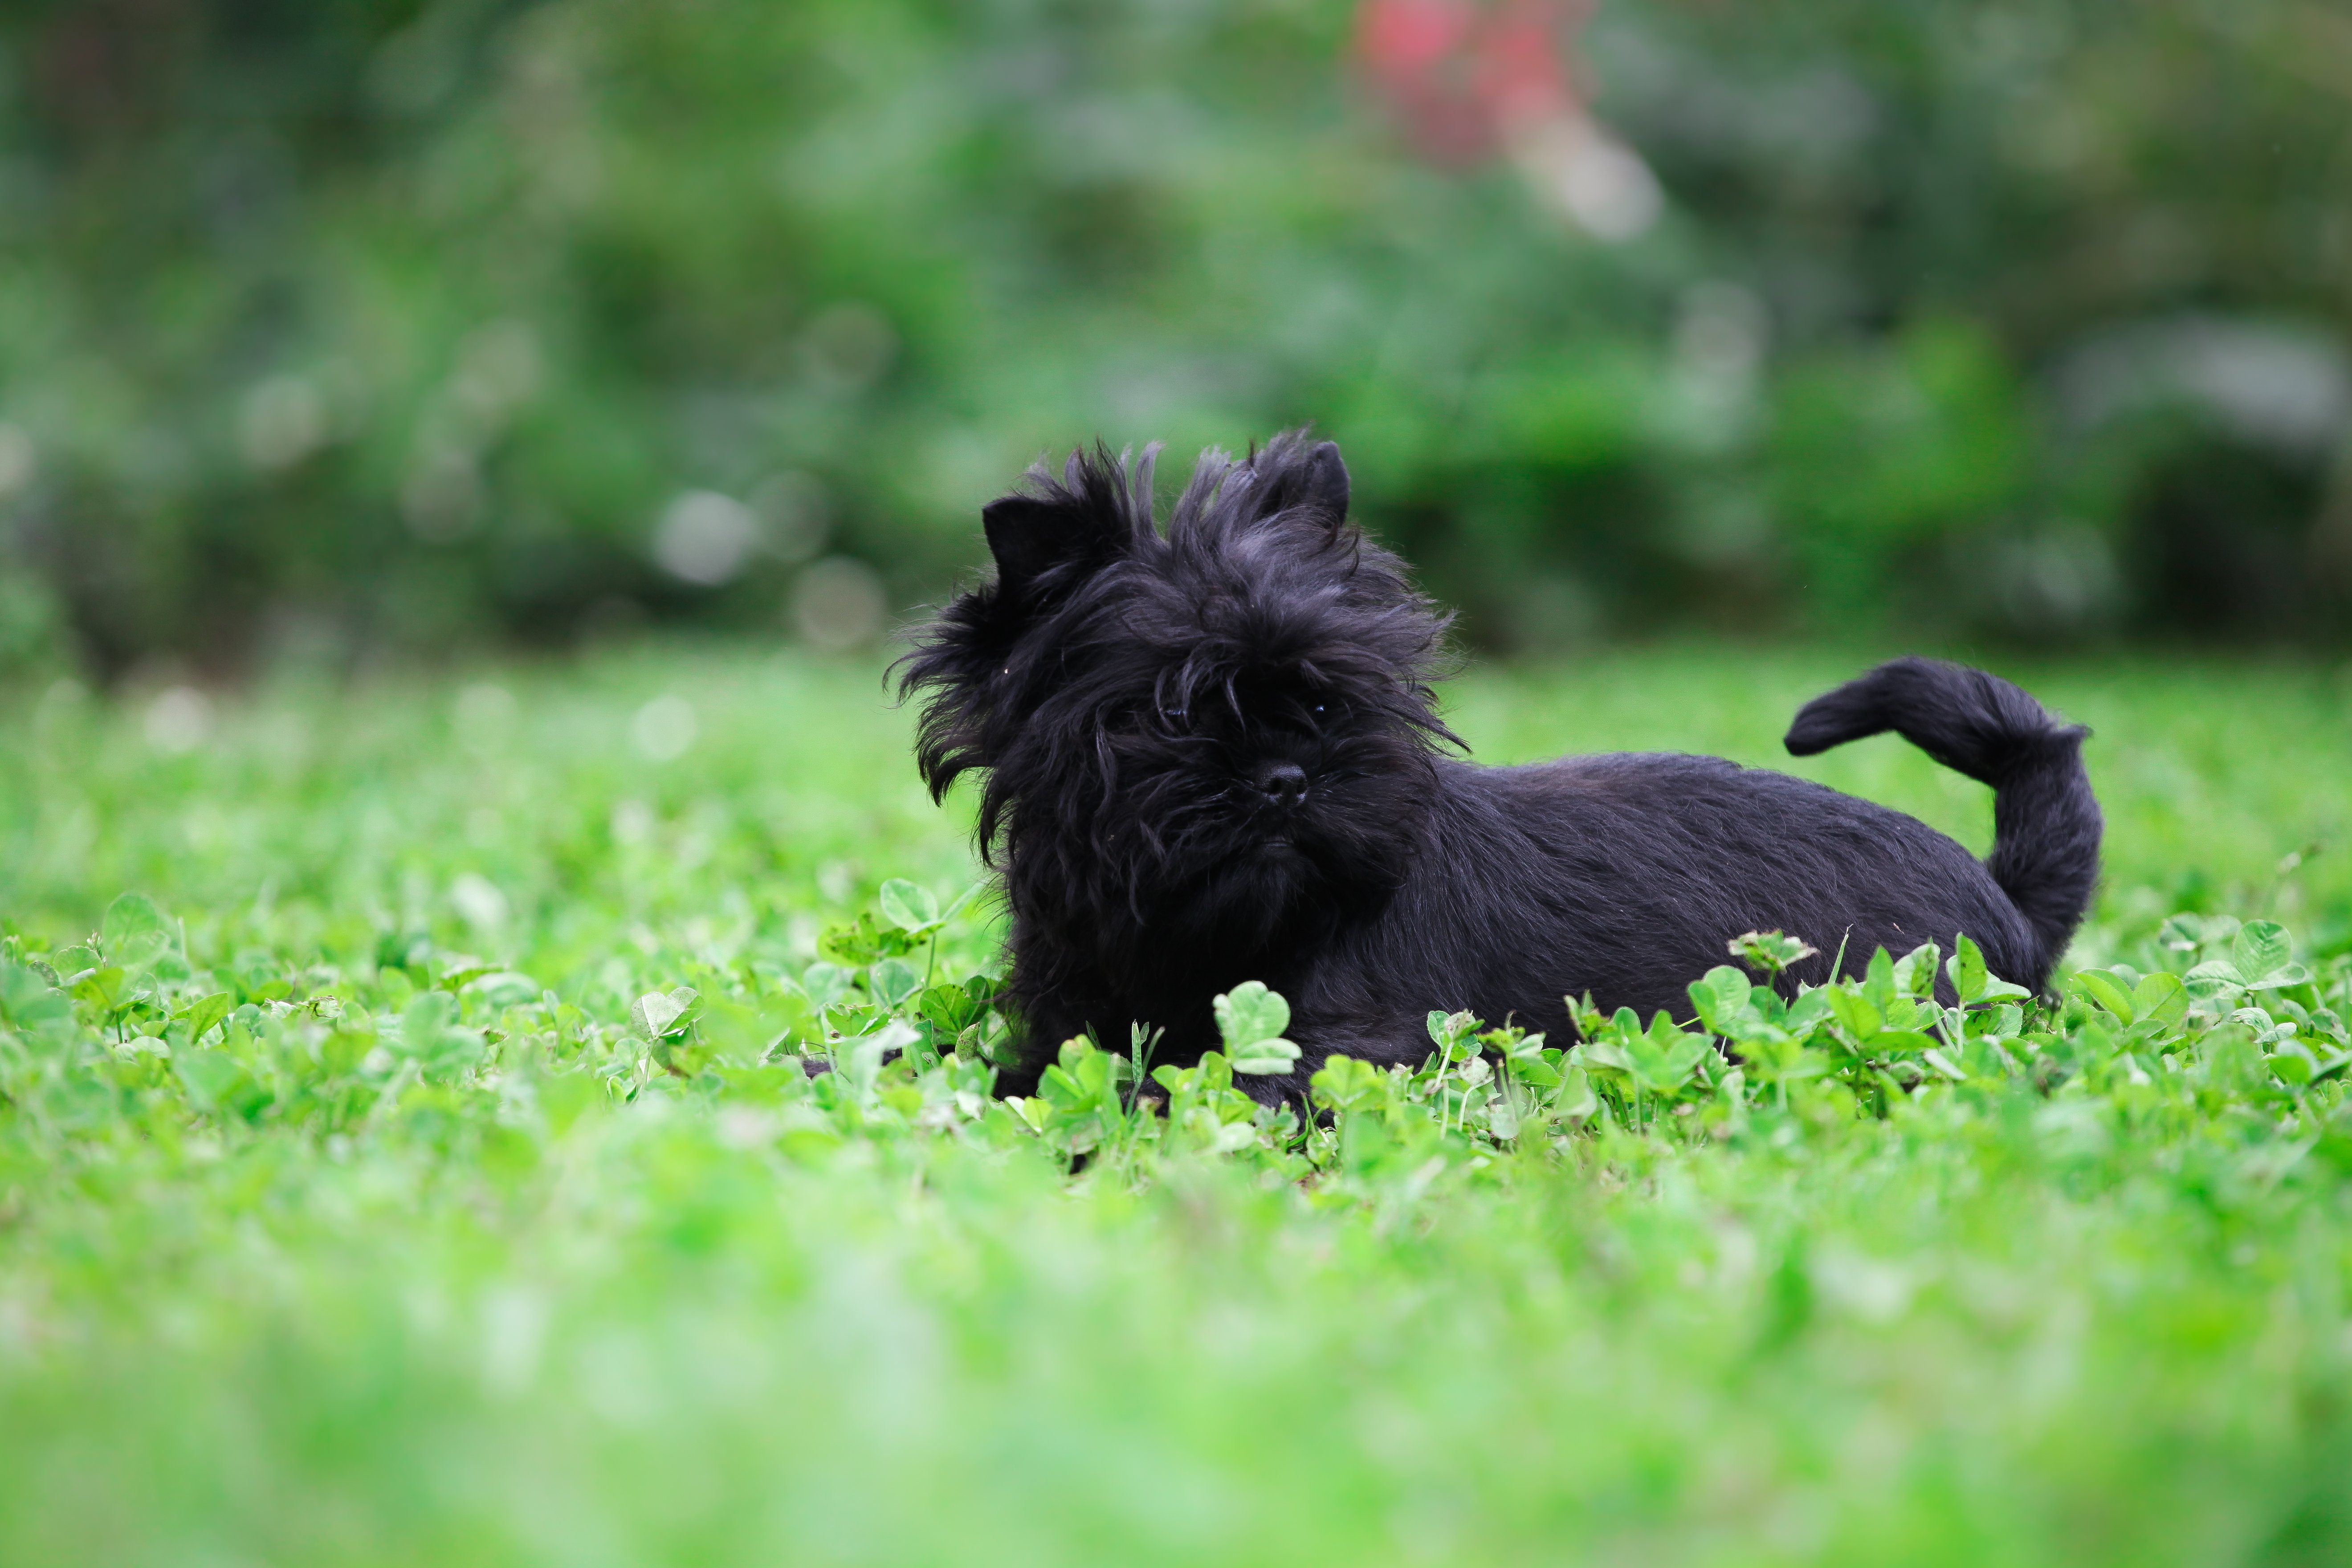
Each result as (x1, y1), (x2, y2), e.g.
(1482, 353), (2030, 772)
(5, 643), (2352, 1567)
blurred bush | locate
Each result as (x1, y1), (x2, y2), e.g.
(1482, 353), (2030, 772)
(1, 0), (2348, 676)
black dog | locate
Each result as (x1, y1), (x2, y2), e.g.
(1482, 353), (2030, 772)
(902, 432), (2103, 1099)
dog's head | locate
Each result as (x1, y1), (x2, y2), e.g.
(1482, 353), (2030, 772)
(901, 431), (1455, 954)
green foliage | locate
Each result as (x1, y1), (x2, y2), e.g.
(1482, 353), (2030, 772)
(12, 876), (2350, 1209)
(1213, 980), (1302, 1076)
(8, 869), (2352, 1560)
(4, 645), (2352, 1561)
(3, 2), (2349, 671)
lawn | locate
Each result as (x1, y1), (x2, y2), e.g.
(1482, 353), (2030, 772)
(3, 642), (2352, 1567)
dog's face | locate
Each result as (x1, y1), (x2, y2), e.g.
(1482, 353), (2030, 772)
(902, 433), (1453, 957)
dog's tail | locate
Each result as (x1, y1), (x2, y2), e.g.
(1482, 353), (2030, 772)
(1784, 657), (2101, 986)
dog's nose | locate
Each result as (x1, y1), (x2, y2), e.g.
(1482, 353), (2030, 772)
(1255, 761), (1309, 808)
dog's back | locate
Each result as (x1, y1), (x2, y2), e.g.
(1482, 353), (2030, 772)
(1385, 746), (2047, 1030)
(1349, 657), (2100, 1043)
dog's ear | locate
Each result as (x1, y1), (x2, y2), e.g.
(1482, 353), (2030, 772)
(1239, 438), (1349, 527)
(982, 495), (1109, 594)
(982, 448), (1147, 598)
(1291, 440), (1350, 521)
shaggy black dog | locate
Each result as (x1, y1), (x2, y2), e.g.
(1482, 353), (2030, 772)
(902, 432), (2103, 1100)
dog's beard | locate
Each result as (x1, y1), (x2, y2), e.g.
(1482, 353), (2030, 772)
(1016, 721), (1435, 973)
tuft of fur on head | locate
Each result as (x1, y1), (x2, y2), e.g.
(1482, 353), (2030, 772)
(898, 431), (1457, 979)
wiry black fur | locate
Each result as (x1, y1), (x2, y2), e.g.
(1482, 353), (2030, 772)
(901, 432), (2104, 1100)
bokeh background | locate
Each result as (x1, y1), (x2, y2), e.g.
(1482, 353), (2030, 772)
(4, 0), (2351, 680)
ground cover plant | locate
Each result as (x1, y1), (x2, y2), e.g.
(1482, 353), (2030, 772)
(4, 643), (2352, 1565)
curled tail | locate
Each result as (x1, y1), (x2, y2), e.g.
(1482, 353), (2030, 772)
(1785, 657), (2102, 987)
